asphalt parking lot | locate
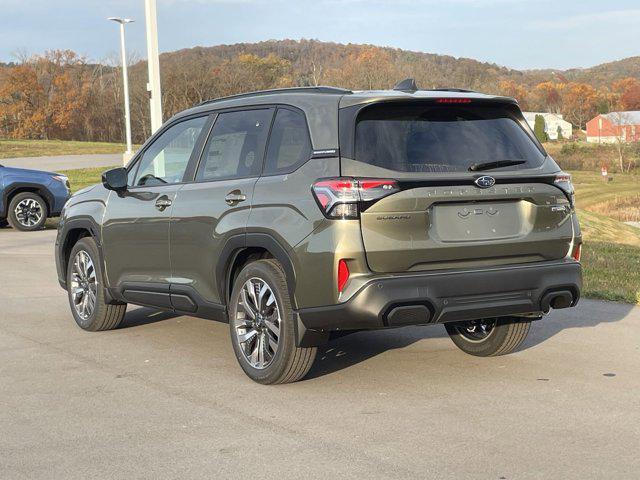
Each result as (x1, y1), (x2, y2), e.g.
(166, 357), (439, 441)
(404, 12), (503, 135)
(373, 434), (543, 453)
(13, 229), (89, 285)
(1, 228), (639, 479)
(1, 153), (121, 171)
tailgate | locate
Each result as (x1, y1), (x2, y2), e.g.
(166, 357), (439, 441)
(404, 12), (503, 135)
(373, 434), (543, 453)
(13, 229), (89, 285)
(360, 183), (574, 273)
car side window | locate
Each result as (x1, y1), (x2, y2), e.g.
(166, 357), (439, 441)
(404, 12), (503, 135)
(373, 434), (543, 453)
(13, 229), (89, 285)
(133, 116), (207, 187)
(127, 166), (137, 187)
(196, 109), (273, 182)
(263, 108), (311, 175)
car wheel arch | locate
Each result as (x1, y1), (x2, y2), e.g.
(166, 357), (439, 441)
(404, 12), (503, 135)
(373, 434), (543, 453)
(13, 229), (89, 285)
(58, 218), (104, 286)
(61, 228), (93, 272)
(3, 184), (54, 217)
(218, 233), (298, 308)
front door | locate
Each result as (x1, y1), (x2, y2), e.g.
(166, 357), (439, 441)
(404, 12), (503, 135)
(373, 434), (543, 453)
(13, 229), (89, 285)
(102, 115), (209, 303)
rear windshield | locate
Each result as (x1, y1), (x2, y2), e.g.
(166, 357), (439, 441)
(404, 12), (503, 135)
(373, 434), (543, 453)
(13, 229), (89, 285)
(355, 103), (546, 173)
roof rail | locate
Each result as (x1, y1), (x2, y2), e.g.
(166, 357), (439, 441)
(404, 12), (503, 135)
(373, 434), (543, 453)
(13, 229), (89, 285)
(198, 86), (352, 106)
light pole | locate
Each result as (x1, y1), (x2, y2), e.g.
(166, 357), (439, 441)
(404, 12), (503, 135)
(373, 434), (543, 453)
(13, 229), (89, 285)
(108, 17), (134, 164)
(144, 0), (163, 133)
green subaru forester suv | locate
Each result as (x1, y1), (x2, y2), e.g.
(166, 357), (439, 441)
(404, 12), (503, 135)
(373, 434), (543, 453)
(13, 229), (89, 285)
(55, 80), (582, 383)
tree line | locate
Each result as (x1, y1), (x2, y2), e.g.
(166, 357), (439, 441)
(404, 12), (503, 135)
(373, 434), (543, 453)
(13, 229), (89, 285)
(1, 40), (639, 144)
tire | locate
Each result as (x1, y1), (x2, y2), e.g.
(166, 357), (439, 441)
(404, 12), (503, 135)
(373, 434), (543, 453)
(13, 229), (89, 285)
(66, 237), (127, 331)
(229, 259), (317, 384)
(445, 316), (531, 357)
(7, 192), (48, 231)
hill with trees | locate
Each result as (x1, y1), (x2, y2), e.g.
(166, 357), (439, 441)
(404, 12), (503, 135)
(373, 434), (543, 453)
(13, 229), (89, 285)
(1, 39), (639, 143)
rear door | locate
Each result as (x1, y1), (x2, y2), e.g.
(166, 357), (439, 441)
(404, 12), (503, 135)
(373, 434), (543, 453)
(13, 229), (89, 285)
(169, 108), (274, 306)
(341, 100), (574, 273)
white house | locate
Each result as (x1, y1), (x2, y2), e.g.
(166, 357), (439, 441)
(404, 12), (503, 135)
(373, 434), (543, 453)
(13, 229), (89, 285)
(523, 112), (573, 140)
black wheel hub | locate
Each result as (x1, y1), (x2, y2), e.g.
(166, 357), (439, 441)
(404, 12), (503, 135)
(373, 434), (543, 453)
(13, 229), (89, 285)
(20, 207), (38, 223)
(455, 318), (497, 341)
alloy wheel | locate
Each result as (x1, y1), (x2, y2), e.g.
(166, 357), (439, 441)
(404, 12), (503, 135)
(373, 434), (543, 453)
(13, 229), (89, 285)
(14, 198), (43, 228)
(70, 250), (97, 320)
(234, 277), (281, 369)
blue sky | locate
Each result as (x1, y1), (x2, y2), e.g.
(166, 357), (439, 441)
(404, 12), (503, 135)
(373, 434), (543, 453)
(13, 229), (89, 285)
(1, 0), (639, 70)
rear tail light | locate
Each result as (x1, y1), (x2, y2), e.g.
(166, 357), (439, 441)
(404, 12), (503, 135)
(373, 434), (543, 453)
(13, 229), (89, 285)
(554, 172), (575, 205)
(572, 243), (582, 262)
(337, 259), (350, 293)
(312, 177), (399, 219)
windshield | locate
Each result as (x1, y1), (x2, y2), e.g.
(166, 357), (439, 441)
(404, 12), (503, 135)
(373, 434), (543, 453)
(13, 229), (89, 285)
(355, 103), (546, 173)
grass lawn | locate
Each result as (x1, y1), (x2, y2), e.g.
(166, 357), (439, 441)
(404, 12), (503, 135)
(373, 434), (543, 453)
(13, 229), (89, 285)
(0, 139), (132, 159)
(571, 170), (639, 210)
(59, 167), (640, 304)
(581, 241), (640, 304)
(62, 167), (110, 193)
(571, 171), (640, 303)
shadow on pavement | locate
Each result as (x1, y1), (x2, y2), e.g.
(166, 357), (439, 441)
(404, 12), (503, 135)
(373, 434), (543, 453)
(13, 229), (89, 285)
(306, 299), (636, 379)
(306, 325), (448, 379)
(110, 298), (635, 378)
(521, 299), (635, 350)
(118, 306), (178, 329)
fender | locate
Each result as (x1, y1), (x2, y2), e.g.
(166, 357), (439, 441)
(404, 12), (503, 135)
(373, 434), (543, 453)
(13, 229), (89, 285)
(2, 182), (55, 218)
(55, 216), (105, 291)
(216, 232), (327, 346)
(216, 232), (298, 308)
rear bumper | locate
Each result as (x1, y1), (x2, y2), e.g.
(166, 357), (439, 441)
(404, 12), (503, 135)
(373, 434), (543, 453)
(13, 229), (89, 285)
(296, 260), (581, 338)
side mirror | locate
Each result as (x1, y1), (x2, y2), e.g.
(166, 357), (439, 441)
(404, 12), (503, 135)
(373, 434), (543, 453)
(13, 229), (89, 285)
(102, 167), (128, 192)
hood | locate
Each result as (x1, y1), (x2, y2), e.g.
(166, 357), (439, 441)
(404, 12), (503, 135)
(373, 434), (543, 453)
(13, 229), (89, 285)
(0, 164), (61, 177)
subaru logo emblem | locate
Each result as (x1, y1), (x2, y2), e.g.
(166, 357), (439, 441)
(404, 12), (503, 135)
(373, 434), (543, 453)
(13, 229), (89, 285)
(474, 176), (496, 189)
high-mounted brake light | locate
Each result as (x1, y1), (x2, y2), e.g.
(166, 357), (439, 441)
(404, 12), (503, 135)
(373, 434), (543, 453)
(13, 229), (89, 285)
(312, 178), (399, 219)
(436, 98), (472, 104)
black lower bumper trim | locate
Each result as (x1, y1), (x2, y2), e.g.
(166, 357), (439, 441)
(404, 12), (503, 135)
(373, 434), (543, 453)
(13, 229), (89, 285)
(296, 261), (582, 334)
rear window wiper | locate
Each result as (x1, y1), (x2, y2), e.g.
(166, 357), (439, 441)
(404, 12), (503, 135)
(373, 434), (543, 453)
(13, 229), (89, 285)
(468, 160), (527, 171)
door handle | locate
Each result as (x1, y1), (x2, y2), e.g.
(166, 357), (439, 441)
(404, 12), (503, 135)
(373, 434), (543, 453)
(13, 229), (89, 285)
(225, 190), (247, 205)
(155, 196), (173, 211)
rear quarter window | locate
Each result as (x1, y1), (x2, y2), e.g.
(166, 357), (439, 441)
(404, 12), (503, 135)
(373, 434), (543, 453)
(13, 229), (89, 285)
(263, 108), (311, 175)
(355, 103), (546, 173)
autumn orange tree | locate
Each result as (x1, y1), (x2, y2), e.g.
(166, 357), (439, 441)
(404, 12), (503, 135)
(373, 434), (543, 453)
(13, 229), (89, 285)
(214, 53), (294, 97)
(497, 80), (530, 110)
(532, 82), (563, 114)
(0, 65), (47, 138)
(47, 70), (92, 140)
(0, 50), (97, 140)
(0, 43), (639, 143)
(612, 77), (640, 110)
(559, 83), (599, 130)
(327, 47), (399, 90)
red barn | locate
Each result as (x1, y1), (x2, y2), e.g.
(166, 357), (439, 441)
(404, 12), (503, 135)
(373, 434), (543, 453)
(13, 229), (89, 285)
(586, 111), (640, 143)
